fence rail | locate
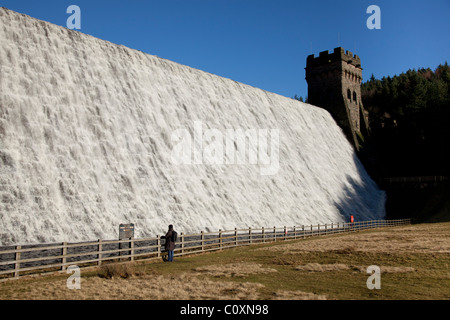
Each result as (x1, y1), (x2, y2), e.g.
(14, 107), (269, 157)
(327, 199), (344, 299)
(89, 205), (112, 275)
(0, 219), (411, 280)
(380, 176), (447, 183)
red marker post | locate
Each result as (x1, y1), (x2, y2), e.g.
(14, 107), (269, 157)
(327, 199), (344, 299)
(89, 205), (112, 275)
(350, 215), (354, 231)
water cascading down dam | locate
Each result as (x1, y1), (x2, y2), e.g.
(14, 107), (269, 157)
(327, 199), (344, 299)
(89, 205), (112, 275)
(0, 7), (386, 246)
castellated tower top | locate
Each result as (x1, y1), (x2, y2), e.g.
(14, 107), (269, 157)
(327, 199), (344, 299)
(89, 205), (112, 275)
(305, 47), (368, 150)
(306, 47), (362, 69)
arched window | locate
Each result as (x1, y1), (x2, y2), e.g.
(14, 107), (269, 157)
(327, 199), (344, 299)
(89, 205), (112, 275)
(347, 89), (351, 100)
(353, 91), (357, 102)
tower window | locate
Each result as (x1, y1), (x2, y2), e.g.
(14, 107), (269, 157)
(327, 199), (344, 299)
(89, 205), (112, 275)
(353, 91), (357, 102)
(347, 89), (351, 100)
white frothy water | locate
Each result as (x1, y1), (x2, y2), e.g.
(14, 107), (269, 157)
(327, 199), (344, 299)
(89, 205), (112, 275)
(0, 8), (385, 246)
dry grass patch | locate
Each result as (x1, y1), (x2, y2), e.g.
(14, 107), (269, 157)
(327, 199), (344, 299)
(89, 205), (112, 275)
(295, 263), (350, 272)
(193, 262), (277, 278)
(351, 265), (417, 274)
(272, 290), (327, 300)
(294, 263), (416, 274)
(97, 262), (145, 279)
(0, 272), (265, 300)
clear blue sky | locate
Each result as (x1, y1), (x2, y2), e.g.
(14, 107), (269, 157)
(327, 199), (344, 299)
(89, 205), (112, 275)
(2, 0), (449, 99)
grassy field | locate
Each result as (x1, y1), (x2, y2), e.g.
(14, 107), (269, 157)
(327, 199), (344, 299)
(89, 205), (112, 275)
(1, 222), (449, 300)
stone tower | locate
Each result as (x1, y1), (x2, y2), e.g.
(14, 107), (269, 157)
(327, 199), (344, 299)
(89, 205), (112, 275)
(305, 47), (369, 150)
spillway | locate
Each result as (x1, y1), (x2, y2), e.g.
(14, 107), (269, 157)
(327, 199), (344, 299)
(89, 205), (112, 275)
(0, 7), (385, 245)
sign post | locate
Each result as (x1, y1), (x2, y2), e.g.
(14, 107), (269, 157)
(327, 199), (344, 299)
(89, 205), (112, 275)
(119, 223), (134, 260)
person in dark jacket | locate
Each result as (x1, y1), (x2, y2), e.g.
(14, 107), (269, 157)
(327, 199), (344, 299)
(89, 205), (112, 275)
(165, 224), (176, 262)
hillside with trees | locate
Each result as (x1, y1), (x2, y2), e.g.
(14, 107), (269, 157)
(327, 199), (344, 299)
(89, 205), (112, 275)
(361, 63), (450, 221)
(361, 63), (450, 178)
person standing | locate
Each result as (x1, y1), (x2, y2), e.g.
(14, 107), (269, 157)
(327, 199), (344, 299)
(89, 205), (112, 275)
(165, 224), (177, 262)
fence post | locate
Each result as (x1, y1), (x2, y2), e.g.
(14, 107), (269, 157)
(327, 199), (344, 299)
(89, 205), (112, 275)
(201, 231), (204, 251)
(317, 224), (320, 236)
(234, 228), (238, 246)
(249, 227), (252, 244)
(61, 242), (67, 271)
(130, 238), (134, 261)
(262, 227), (265, 243)
(284, 226), (287, 240)
(14, 245), (21, 278)
(302, 225), (305, 239)
(157, 235), (161, 258)
(180, 232), (184, 254)
(273, 226), (276, 242)
(219, 229), (223, 249)
(325, 224), (327, 235)
(293, 226), (296, 239)
(98, 239), (102, 266)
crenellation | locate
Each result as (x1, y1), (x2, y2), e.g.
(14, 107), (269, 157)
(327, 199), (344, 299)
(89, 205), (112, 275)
(319, 50), (329, 57)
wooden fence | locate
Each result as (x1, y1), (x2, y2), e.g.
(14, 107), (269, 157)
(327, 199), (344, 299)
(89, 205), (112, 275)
(0, 219), (411, 280)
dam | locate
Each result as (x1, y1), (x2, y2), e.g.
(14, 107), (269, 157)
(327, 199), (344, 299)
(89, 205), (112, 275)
(0, 7), (385, 245)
